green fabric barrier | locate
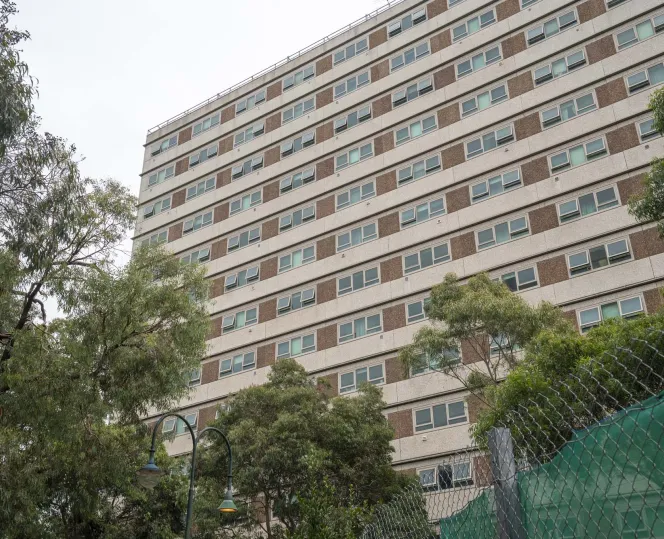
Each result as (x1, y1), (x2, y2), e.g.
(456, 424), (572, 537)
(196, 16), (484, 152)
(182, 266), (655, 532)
(439, 489), (496, 539)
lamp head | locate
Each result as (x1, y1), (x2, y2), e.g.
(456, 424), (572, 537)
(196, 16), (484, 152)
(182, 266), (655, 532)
(136, 459), (163, 489)
(218, 488), (238, 513)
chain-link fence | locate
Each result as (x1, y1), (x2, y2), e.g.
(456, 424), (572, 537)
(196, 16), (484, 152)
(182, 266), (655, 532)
(362, 329), (664, 538)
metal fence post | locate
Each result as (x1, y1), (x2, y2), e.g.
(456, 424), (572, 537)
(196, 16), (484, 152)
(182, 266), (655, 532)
(488, 428), (526, 539)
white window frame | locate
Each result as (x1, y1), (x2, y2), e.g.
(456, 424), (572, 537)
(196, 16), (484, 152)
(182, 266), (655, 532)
(236, 89), (266, 115)
(180, 246), (211, 265)
(418, 461), (473, 492)
(392, 76), (434, 108)
(192, 112), (221, 137)
(277, 287), (316, 316)
(400, 197), (446, 228)
(496, 266), (538, 292)
(456, 44), (502, 78)
(541, 91), (597, 129)
(414, 400), (468, 432)
(335, 143), (373, 171)
(557, 185), (620, 224)
(637, 117), (660, 142)
(147, 165), (175, 188)
(224, 265), (259, 291)
(141, 230), (167, 247)
(167, 412), (198, 436)
(626, 62), (664, 95)
(278, 245), (316, 273)
(221, 306), (258, 334)
(282, 97), (315, 124)
(334, 37), (369, 65)
(578, 295), (644, 333)
(471, 168), (521, 203)
(227, 227), (261, 252)
(453, 8), (496, 42)
(398, 154), (441, 187)
(186, 177), (216, 201)
(339, 363), (385, 394)
(337, 266), (380, 296)
(151, 134), (177, 157)
(183, 210), (213, 236)
(403, 242), (451, 274)
(276, 332), (316, 359)
(395, 114), (437, 145)
(549, 136), (608, 173)
(477, 215), (530, 250)
(406, 297), (431, 324)
(390, 41), (431, 72)
(334, 70), (370, 99)
(230, 189), (262, 216)
(283, 65), (315, 92)
(189, 143), (218, 168)
(281, 131), (315, 158)
(279, 205), (315, 233)
(567, 237), (632, 278)
(143, 196), (171, 219)
(527, 9), (578, 46)
(410, 348), (461, 376)
(234, 122), (265, 147)
(338, 313), (383, 343)
(334, 105), (372, 134)
(387, 6), (427, 38)
(615, 14), (664, 51)
(336, 222), (378, 252)
(231, 155), (264, 181)
(187, 367), (201, 388)
(533, 49), (586, 86)
(465, 124), (514, 159)
(460, 82), (508, 118)
(280, 167), (315, 193)
(336, 180), (376, 210)
(220, 351), (256, 378)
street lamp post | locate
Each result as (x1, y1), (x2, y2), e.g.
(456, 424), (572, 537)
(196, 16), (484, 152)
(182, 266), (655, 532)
(137, 413), (237, 539)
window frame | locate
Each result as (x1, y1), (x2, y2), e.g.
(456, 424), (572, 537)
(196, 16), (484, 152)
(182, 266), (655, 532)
(465, 124), (514, 159)
(224, 265), (260, 292)
(456, 44), (502, 78)
(418, 460), (473, 492)
(533, 49), (587, 86)
(336, 180), (376, 211)
(540, 91), (597, 130)
(183, 210), (213, 236)
(141, 230), (168, 247)
(397, 154), (441, 187)
(567, 237), (632, 278)
(470, 168), (522, 204)
(281, 131), (315, 158)
(406, 296), (431, 324)
(626, 62), (664, 95)
(280, 167), (315, 194)
(180, 246), (211, 265)
(234, 122), (265, 148)
(495, 266), (539, 292)
(278, 245), (316, 273)
(338, 312), (383, 343)
(334, 70), (370, 99)
(526, 9), (579, 46)
(276, 332), (316, 359)
(186, 177), (216, 202)
(219, 350), (256, 378)
(151, 134), (177, 157)
(277, 287), (316, 316)
(614, 14), (664, 51)
(403, 242), (451, 275)
(333, 37), (369, 65)
(578, 295), (644, 333)
(279, 204), (316, 233)
(392, 76), (434, 108)
(400, 196), (446, 229)
(460, 82), (508, 118)
(452, 8), (496, 42)
(336, 222), (378, 252)
(339, 363), (385, 394)
(221, 306), (258, 334)
(282, 65), (315, 92)
(548, 136), (608, 173)
(188, 143), (218, 168)
(334, 104), (372, 134)
(143, 195), (172, 219)
(192, 112), (221, 137)
(147, 164), (175, 188)
(395, 114), (437, 146)
(337, 266), (380, 296)
(231, 155), (264, 181)
(637, 117), (660, 142)
(229, 189), (262, 216)
(335, 142), (374, 171)
(235, 89), (266, 115)
(390, 41), (431, 73)
(227, 226), (261, 252)
(414, 400), (468, 432)
(476, 215), (530, 251)
(557, 185), (620, 224)
(282, 97), (315, 124)
(387, 6), (427, 39)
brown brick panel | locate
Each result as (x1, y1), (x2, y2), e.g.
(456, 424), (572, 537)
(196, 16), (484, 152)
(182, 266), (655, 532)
(446, 185), (471, 213)
(522, 156), (550, 185)
(369, 27), (388, 49)
(263, 181), (280, 203)
(606, 124), (640, 155)
(316, 157), (335, 181)
(371, 59), (390, 83)
(630, 227), (664, 260)
(171, 189), (186, 209)
(216, 169), (231, 188)
(316, 87), (333, 109)
(316, 236), (336, 261)
(317, 373), (338, 398)
(260, 257), (278, 280)
(257, 343), (275, 369)
(258, 298), (277, 324)
(265, 146), (280, 167)
(388, 409), (414, 439)
(266, 80), (282, 101)
(563, 310), (579, 333)
(381, 256), (404, 283)
(316, 195), (335, 220)
(372, 94), (392, 119)
(376, 170), (397, 195)
(168, 222), (183, 243)
(397, 467), (417, 477)
(461, 338), (488, 365)
(587, 35), (616, 65)
(442, 144), (465, 169)
(383, 304), (406, 333)
(451, 231), (476, 259)
(430, 29), (451, 54)
(618, 173), (646, 205)
(316, 122), (334, 145)
(529, 204), (559, 236)
(317, 324), (338, 352)
(315, 54), (332, 76)
(219, 135), (233, 155)
(262, 217), (279, 241)
(596, 78), (628, 109)
(467, 394), (489, 424)
(427, 0), (447, 19)
(507, 72), (534, 99)
(210, 276), (225, 299)
(578, 0), (606, 24)
(265, 112), (281, 134)
(437, 103), (460, 129)
(385, 356), (405, 384)
(220, 105), (235, 124)
(317, 278), (337, 304)
(644, 288), (664, 314)
(496, 0), (520, 21)
(501, 33), (526, 59)
(178, 126), (192, 145)
(201, 360), (219, 385)
(214, 202), (229, 224)
(473, 455), (493, 487)
(378, 212), (400, 238)
(537, 255), (569, 287)
(434, 65), (455, 90)
(515, 112), (542, 140)
(211, 238), (227, 260)
(198, 405), (217, 428)
(175, 157), (188, 176)
(374, 132), (394, 157)
(209, 317), (223, 340)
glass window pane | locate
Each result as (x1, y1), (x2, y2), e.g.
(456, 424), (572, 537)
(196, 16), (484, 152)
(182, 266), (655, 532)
(636, 20), (654, 41)
(477, 92), (491, 110)
(340, 372), (354, 392)
(620, 297), (643, 316)
(649, 63), (664, 85)
(494, 222), (509, 244)
(580, 307), (600, 326)
(432, 404), (448, 428)
(589, 246), (608, 269)
(579, 193), (597, 216)
(420, 247), (433, 268)
(601, 302), (620, 320)
(356, 368), (368, 385)
(415, 409), (431, 430)
(560, 100), (576, 121)
(569, 145), (586, 166)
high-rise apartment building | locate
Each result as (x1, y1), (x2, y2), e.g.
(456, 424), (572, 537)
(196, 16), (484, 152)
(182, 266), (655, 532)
(136, 0), (664, 496)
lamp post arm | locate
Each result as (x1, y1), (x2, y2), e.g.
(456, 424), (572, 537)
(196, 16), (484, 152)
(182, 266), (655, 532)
(145, 412), (198, 465)
(196, 426), (234, 492)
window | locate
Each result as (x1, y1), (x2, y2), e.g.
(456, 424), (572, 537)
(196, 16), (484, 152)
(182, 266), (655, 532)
(334, 71), (370, 99)
(231, 155), (264, 180)
(527, 10), (578, 45)
(607, 0), (627, 7)
(187, 368), (201, 387)
(390, 41), (430, 72)
(277, 333), (316, 359)
(627, 63), (664, 93)
(401, 198), (445, 228)
(339, 313), (382, 343)
(234, 122), (265, 147)
(497, 267), (538, 292)
(398, 155), (441, 186)
(404, 243), (450, 274)
(186, 177), (216, 201)
(236, 89), (266, 114)
(638, 118), (660, 142)
(453, 9), (496, 41)
(193, 112), (220, 136)
(151, 135), (177, 157)
(395, 115), (437, 145)
(411, 349), (461, 375)
(558, 186), (619, 223)
(189, 144), (218, 168)
(338, 266), (379, 296)
(567, 238), (632, 277)
(466, 125), (514, 158)
(183, 211), (213, 235)
(334, 37), (368, 65)
(277, 287), (316, 315)
(140, 230), (167, 247)
(534, 49), (586, 85)
(490, 333), (516, 357)
(281, 131), (315, 158)
(280, 167), (315, 193)
(282, 97), (315, 124)
(419, 462), (473, 491)
(448, 0), (465, 5)
(143, 196), (171, 219)
(336, 181), (375, 210)
(457, 45), (501, 78)
(163, 412), (198, 435)
(616, 15), (663, 50)
(225, 265), (259, 291)
(335, 143), (373, 171)
(334, 105), (371, 134)
(180, 247), (211, 265)
(477, 216), (529, 250)
(283, 65), (314, 91)
(228, 227), (260, 252)
(522, 0), (540, 6)
(549, 137), (607, 172)
(221, 307), (258, 334)
(471, 169), (521, 202)
(147, 165), (175, 187)
(337, 222), (377, 251)
(392, 76), (433, 107)
(415, 401), (467, 432)
(220, 351), (256, 377)
(340, 364), (385, 393)
(230, 190), (262, 215)
(387, 7), (427, 38)
(279, 245), (315, 273)
(578, 296), (644, 333)
(407, 297), (431, 324)
(279, 205), (315, 232)
(461, 83), (508, 117)
(541, 92), (596, 128)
